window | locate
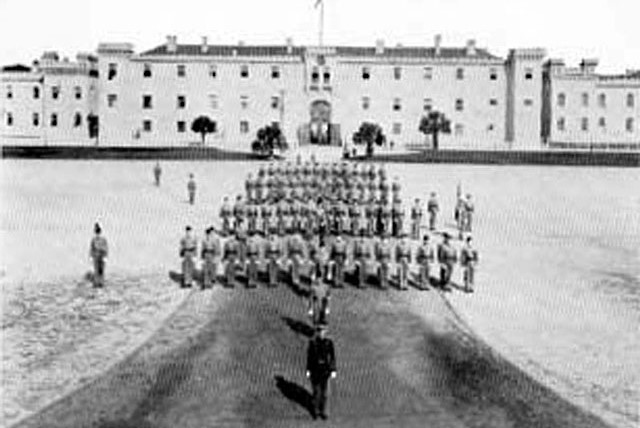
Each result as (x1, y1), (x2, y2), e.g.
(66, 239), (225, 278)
(271, 66), (280, 79)
(581, 117), (589, 131)
(455, 98), (464, 111)
(456, 68), (464, 80)
(32, 112), (40, 127)
(74, 86), (82, 100)
(626, 118), (635, 132)
(6, 112), (13, 126)
(392, 122), (402, 135)
(582, 93), (589, 107)
(362, 66), (370, 80)
(627, 93), (635, 108)
(393, 66), (402, 80)
(177, 64), (186, 77)
(108, 63), (117, 80)
(74, 112), (82, 127)
(490, 68), (498, 80)
(423, 67), (433, 80)
(142, 95), (153, 109)
(177, 121), (186, 133)
(240, 95), (249, 109)
(271, 96), (280, 110)
(525, 68), (533, 80)
(240, 65), (249, 78)
(142, 120), (152, 132)
(141, 63), (151, 78)
(598, 93), (606, 108)
(557, 93), (566, 107)
(107, 94), (117, 108)
(177, 95), (186, 109)
(52, 86), (60, 100)
(487, 124), (495, 131)
(323, 69), (331, 84)
(362, 96), (370, 110)
(524, 98), (533, 107)
(489, 98), (498, 106)
(209, 64), (217, 78)
(598, 117), (606, 129)
(311, 67), (319, 84)
(50, 113), (58, 127)
(557, 117), (566, 131)
(392, 98), (401, 111)
(33, 86), (40, 99)
(209, 94), (218, 109)
(6, 85), (12, 99)
(454, 123), (464, 136)
(240, 120), (250, 134)
(423, 98), (432, 111)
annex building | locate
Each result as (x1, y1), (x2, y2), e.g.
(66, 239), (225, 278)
(1, 35), (639, 150)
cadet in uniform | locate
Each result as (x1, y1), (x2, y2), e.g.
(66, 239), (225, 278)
(201, 227), (221, 289)
(437, 232), (457, 289)
(245, 173), (254, 203)
(329, 234), (347, 288)
(233, 195), (246, 232)
(89, 222), (109, 288)
(427, 192), (439, 231)
(416, 235), (434, 290)
(410, 198), (423, 240)
(380, 201), (392, 235)
(255, 174), (264, 203)
(308, 269), (331, 326)
(187, 174), (197, 205)
(288, 231), (306, 288)
(375, 233), (392, 289)
(266, 231), (282, 287)
(353, 231), (371, 288)
(153, 162), (162, 187)
(261, 202), (273, 236)
(306, 325), (337, 420)
(391, 178), (401, 203)
(460, 235), (479, 292)
(223, 232), (240, 287)
(246, 231), (261, 288)
(220, 197), (233, 235)
(180, 226), (197, 288)
(463, 193), (474, 234)
(395, 233), (412, 290)
(392, 199), (404, 238)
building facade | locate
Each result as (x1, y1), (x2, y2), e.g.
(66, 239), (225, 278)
(2, 35), (639, 149)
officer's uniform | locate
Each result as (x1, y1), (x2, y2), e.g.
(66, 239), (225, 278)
(392, 201), (404, 237)
(89, 232), (108, 288)
(365, 203), (376, 236)
(416, 238), (435, 289)
(233, 198), (246, 231)
(460, 241), (479, 292)
(180, 233), (198, 287)
(427, 195), (439, 231)
(410, 202), (423, 240)
(306, 329), (337, 419)
(255, 176), (264, 203)
(220, 200), (233, 235)
(381, 203), (392, 235)
(463, 197), (474, 233)
(153, 163), (162, 186)
(308, 277), (330, 326)
(187, 176), (196, 205)
(353, 237), (371, 288)
(223, 235), (240, 287)
(266, 235), (282, 287)
(201, 232), (221, 288)
(375, 236), (392, 289)
(395, 238), (412, 290)
(437, 237), (457, 288)
(245, 175), (254, 203)
(247, 204), (258, 234)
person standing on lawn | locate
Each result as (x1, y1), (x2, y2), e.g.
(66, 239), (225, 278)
(306, 324), (337, 420)
(89, 222), (108, 288)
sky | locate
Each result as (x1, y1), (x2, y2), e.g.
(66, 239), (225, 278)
(0, 0), (638, 73)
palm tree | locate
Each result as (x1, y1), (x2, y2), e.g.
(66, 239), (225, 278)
(251, 123), (288, 158)
(191, 116), (217, 145)
(352, 122), (386, 158)
(418, 110), (451, 150)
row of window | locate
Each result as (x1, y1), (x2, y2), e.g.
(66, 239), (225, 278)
(4, 112), (85, 128)
(107, 62), (519, 82)
(557, 92), (635, 108)
(556, 117), (635, 132)
(5, 85), (84, 100)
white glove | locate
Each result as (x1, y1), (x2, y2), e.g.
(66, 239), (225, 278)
(306, 371), (311, 378)
(330, 371), (337, 379)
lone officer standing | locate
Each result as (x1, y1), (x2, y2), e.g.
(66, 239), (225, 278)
(187, 173), (196, 205)
(427, 192), (439, 231)
(201, 227), (221, 289)
(460, 235), (479, 292)
(437, 232), (457, 289)
(306, 324), (337, 420)
(416, 235), (435, 290)
(89, 222), (108, 288)
(180, 226), (197, 288)
(153, 162), (162, 187)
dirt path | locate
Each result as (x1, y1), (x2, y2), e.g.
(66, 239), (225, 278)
(15, 279), (611, 428)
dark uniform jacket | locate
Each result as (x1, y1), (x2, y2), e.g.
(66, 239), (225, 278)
(307, 336), (336, 379)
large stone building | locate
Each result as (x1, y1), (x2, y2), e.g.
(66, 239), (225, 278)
(1, 35), (639, 149)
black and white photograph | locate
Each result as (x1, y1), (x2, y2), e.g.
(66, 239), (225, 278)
(1, 0), (639, 427)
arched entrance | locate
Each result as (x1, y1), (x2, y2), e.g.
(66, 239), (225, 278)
(297, 100), (341, 146)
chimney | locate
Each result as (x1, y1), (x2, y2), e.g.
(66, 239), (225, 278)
(375, 39), (385, 55)
(434, 34), (442, 56)
(201, 36), (209, 54)
(286, 37), (294, 54)
(579, 58), (599, 75)
(545, 58), (565, 76)
(466, 39), (476, 56)
(238, 40), (245, 47)
(166, 35), (177, 53)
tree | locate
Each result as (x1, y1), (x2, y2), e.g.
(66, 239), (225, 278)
(191, 116), (217, 145)
(418, 110), (451, 150)
(251, 123), (288, 157)
(352, 122), (386, 158)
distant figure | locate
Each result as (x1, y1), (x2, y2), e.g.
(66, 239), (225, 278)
(306, 324), (337, 420)
(308, 269), (331, 326)
(246, 231), (261, 288)
(266, 231), (282, 287)
(416, 235), (435, 290)
(410, 198), (423, 240)
(395, 233), (411, 290)
(201, 227), (221, 289)
(463, 193), (474, 234)
(427, 192), (439, 231)
(460, 235), (479, 292)
(180, 226), (197, 288)
(187, 174), (196, 205)
(89, 222), (108, 288)
(153, 162), (162, 186)
(437, 232), (457, 289)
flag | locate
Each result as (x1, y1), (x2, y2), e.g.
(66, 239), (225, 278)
(314, 0), (322, 8)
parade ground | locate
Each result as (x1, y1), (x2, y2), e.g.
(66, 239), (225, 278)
(1, 158), (639, 427)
